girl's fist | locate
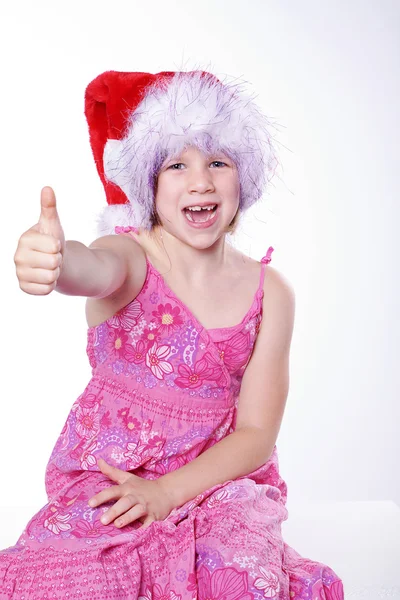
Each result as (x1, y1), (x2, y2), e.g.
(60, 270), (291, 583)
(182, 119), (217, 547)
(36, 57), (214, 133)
(14, 187), (66, 295)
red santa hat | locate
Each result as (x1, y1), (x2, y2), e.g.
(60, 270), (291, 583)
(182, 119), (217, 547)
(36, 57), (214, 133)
(84, 69), (279, 237)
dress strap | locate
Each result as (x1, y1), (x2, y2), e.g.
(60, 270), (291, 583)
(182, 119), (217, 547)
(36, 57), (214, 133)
(114, 225), (140, 235)
(261, 246), (274, 264)
(257, 246), (274, 293)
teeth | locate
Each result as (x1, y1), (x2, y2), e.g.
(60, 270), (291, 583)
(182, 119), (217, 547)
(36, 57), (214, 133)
(186, 204), (216, 211)
(184, 209), (215, 222)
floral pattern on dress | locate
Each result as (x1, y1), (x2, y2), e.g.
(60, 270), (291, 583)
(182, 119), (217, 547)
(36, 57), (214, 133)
(0, 225), (344, 600)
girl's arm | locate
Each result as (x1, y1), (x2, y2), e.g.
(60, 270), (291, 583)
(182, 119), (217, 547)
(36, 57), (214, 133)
(14, 187), (141, 300)
(55, 235), (143, 299)
(159, 267), (296, 509)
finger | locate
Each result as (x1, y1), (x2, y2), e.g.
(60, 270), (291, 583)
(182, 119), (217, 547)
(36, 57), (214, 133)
(26, 250), (62, 270)
(138, 515), (155, 530)
(17, 281), (57, 296)
(88, 484), (122, 508)
(114, 503), (148, 529)
(97, 459), (130, 485)
(20, 266), (61, 285)
(19, 230), (61, 254)
(100, 494), (143, 526)
(39, 186), (59, 226)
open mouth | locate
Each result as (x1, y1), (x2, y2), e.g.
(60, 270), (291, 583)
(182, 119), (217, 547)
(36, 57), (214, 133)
(183, 204), (218, 223)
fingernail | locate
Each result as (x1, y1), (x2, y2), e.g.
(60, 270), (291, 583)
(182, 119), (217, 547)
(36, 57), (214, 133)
(101, 515), (108, 524)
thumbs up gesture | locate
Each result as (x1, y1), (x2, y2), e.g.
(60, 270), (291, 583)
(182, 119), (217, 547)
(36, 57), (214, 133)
(14, 187), (66, 295)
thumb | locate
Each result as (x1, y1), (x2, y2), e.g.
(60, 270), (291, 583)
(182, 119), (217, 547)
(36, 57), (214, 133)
(97, 459), (128, 484)
(39, 186), (61, 232)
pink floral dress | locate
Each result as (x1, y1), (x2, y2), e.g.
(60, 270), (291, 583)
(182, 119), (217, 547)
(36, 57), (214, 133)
(0, 225), (344, 599)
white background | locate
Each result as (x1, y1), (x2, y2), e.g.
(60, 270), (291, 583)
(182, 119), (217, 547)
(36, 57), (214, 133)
(0, 0), (398, 534)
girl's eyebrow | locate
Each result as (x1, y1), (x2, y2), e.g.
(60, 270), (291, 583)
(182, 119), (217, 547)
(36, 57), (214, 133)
(164, 154), (231, 165)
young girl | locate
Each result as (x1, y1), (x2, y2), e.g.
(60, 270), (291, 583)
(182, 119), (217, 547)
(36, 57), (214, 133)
(3, 70), (344, 599)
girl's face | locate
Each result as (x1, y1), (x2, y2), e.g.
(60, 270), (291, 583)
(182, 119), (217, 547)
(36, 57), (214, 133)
(154, 145), (240, 247)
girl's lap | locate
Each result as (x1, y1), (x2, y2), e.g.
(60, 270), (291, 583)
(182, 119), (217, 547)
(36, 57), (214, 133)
(5, 472), (286, 555)
(14, 471), (143, 549)
(0, 477), (344, 600)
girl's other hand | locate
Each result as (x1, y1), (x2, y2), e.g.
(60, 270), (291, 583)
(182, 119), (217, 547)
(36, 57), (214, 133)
(14, 186), (66, 295)
(88, 458), (176, 530)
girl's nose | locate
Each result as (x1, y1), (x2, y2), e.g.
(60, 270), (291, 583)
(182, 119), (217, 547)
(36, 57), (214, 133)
(188, 169), (215, 194)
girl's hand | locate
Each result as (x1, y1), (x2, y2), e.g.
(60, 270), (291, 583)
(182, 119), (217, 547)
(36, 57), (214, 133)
(14, 186), (66, 295)
(88, 458), (175, 530)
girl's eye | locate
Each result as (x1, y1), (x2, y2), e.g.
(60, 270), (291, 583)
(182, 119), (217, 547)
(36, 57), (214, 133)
(168, 161), (226, 170)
